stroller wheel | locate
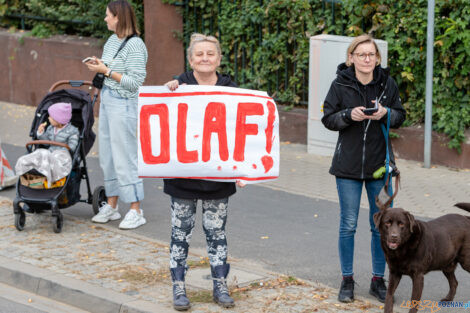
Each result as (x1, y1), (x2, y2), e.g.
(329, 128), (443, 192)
(53, 213), (63, 233)
(14, 212), (26, 231)
(92, 186), (107, 215)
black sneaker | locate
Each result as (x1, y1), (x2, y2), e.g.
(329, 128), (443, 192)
(338, 276), (354, 303)
(369, 277), (387, 302)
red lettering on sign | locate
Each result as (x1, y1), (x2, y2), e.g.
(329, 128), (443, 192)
(202, 102), (228, 162)
(177, 103), (198, 163)
(261, 155), (273, 173)
(140, 104), (170, 164)
(261, 100), (276, 173)
(265, 101), (276, 154)
(234, 102), (264, 161)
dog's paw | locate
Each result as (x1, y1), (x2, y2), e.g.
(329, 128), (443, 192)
(440, 297), (453, 302)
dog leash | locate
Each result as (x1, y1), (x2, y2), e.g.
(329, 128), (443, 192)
(381, 107), (391, 185)
(380, 107), (400, 207)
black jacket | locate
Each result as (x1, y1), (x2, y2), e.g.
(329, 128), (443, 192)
(163, 71), (238, 199)
(321, 63), (406, 180)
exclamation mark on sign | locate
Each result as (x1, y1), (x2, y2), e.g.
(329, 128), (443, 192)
(261, 101), (275, 173)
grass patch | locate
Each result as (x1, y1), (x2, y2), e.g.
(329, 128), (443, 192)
(187, 290), (213, 303)
(114, 266), (168, 285)
(233, 275), (306, 294)
(187, 256), (210, 268)
(188, 287), (250, 303)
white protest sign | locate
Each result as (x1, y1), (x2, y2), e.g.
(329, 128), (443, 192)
(138, 85), (279, 183)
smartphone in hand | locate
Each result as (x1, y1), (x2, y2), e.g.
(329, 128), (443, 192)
(363, 97), (379, 115)
(363, 107), (378, 115)
(82, 57), (94, 63)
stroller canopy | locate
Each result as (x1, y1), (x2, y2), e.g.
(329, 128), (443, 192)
(30, 89), (96, 155)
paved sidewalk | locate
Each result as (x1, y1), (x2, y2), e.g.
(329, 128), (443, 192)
(2, 101), (470, 312)
(0, 197), (387, 313)
(266, 143), (470, 219)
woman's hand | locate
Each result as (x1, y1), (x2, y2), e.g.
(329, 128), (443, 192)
(236, 180), (246, 188)
(165, 80), (179, 91)
(85, 56), (108, 74)
(368, 103), (388, 120)
(351, 107), (368, 121)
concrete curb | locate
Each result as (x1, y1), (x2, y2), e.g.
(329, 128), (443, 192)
(0, 255), (173, 313)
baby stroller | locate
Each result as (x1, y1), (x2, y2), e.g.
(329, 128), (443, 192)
(13, 80), (107, 233)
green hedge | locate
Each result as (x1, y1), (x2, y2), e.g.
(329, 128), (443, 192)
(0, 0), (144, 39)
(1, 0), (469, 149)
(165, 0), (470, 151)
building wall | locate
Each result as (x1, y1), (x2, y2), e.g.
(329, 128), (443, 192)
(0, 0), (184, 106)
(0, 30), (102, 106)
(143, 0), (184, 84)
(0, 3), (468, 168)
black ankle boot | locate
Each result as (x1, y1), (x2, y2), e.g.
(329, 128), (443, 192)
(338, 276), (354, 303)
(211, 264), (235, 308)
(369, 277), (387, 303)
(170, 267), (190, 311)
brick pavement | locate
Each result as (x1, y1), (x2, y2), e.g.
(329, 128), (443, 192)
(2, 100), (469, 312)
(0, 197), (388, 313)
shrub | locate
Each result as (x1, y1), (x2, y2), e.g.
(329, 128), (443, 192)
(165, 0), (470, 150)
(0, 0), (144, 39)
(1, 0), (469, 149)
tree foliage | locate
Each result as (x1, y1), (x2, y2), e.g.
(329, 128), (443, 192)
(165, 0), (470, 150)
(0, 0), (144, 39)
(1, 0), (469, 149)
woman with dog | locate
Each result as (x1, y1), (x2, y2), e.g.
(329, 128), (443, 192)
(321, 34), (406, 303)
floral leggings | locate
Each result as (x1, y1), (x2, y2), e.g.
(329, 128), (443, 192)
(169, 197), (229, 269)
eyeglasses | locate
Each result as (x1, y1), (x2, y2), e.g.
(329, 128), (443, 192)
(353, 52), (377, 60)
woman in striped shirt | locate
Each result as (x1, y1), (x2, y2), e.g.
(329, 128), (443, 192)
(85, 0), (147, 230)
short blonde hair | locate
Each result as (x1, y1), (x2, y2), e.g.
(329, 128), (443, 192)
(108, 0), (140, 38)
(346, 34), (381, 66)
(187, 33), (221, 62)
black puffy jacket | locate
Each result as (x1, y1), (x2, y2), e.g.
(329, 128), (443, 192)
(163, 71), (237, 200)
(321, 63), (406, 180)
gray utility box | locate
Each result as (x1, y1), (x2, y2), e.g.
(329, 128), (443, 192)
(307, 35), (388, 155)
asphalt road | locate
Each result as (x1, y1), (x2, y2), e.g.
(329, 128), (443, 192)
(0, 297), (46, 313)
(0, 281), (86, 313)
(2, 143), (469, 308)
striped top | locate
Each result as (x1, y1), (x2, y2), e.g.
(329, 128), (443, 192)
(101, 34), (148, 99)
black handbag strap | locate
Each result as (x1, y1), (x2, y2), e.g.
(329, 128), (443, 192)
(113, 34), (136, 60)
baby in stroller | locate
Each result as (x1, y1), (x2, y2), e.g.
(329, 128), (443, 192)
(15, 102), (79, 188)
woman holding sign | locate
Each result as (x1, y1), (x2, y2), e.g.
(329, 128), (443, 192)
(164, 33), (243, 311)
(84, 0), (148, 229)
(321, 35), (405, 303)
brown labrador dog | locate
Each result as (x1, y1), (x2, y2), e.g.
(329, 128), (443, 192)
(374, 202), (470, 313)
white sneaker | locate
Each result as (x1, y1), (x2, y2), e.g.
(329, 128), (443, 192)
(119, 209), (146, 229)
(92, 202), (121, 223)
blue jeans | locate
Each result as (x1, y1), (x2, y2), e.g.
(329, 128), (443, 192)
(336, 177), (391, 277)
(99, 86), (144, 203)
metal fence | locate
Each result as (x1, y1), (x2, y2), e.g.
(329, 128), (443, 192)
(4, 14), (92, 30)
(172, 0), (351, 106)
